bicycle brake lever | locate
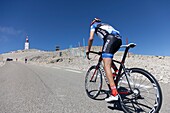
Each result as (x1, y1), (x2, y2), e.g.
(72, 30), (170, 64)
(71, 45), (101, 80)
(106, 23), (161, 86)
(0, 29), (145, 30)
(86, 52), (91, 60)
(87, 56), (91, 60)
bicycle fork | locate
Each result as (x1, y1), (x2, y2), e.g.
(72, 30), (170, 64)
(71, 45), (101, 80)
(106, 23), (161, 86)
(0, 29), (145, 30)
(90, 58), (102, 82)
(90, 65), (99, 82)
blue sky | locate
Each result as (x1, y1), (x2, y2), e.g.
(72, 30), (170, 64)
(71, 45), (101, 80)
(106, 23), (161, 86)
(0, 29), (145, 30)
(0, 0), (170, 56)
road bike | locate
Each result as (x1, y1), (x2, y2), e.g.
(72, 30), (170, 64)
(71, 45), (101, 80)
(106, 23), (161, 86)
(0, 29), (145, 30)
(85, 43), (162, 113)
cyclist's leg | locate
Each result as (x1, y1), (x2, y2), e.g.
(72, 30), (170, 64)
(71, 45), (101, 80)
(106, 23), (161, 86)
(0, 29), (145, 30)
(111, 38), (122, 74)
(102, 35), (121, 101)
(102, 54), (119, 102)
(103, 57), (118, 95)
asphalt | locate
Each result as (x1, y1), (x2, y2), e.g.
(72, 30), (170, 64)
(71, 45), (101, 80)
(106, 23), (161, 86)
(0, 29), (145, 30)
(0, 62), (169, 113)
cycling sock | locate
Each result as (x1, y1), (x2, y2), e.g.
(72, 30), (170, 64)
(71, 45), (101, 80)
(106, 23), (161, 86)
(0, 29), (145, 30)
(111, 86), (118, 96)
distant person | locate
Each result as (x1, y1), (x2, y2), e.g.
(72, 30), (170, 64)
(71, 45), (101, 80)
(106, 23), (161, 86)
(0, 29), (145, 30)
(25, 58), (27, 63)
(86, 18), (122, 102)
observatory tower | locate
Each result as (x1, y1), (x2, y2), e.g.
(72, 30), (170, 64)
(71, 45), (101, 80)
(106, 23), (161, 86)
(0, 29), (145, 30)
(25, 36), (29, 50)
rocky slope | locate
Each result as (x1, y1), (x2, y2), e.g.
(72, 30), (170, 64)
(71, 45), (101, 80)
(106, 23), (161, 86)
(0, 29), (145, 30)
(0, 47), (169, 83)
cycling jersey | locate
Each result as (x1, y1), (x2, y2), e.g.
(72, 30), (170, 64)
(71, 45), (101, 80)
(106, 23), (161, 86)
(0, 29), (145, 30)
(90, 22), (122, 58)
(90, 22), (120, 39)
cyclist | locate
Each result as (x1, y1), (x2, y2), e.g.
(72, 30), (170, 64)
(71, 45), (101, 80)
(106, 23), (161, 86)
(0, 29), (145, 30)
(86, 18), (122, 102)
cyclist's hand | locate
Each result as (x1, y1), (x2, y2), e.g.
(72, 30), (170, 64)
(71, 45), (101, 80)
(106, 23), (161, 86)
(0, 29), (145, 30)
(98, 51), (102, 55)
(86, 52), (91, 60)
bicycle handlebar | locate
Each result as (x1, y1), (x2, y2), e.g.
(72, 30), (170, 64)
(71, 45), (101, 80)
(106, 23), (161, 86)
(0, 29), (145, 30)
(89, 51), (102, 55)
(86, 51), (102, 60)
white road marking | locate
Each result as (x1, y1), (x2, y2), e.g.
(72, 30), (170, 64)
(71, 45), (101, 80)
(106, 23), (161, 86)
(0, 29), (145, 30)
(65, 69), (82, 73)
(52, 67), (61, 69)
(31, 64), (82, 73)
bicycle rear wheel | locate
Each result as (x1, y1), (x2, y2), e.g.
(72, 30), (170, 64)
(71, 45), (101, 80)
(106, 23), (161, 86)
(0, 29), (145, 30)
(85, 65), (102, 99)
(118, 68), (162, 113)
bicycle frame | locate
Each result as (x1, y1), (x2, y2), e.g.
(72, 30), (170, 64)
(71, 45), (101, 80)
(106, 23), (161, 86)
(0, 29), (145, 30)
(114, 45), (133, 89)
(89, 43), (136, 95)
(87, 43), (162, 113)
(113, 59), (133, 95)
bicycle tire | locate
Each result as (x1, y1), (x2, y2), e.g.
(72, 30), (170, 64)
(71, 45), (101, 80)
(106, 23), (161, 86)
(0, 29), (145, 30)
(118, 68), (162, 113)
(85, 65), (103, 99)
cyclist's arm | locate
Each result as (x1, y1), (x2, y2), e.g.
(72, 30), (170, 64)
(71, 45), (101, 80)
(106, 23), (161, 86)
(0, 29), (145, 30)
(100, 46), (103, 52)
(87, 30), (95, 52)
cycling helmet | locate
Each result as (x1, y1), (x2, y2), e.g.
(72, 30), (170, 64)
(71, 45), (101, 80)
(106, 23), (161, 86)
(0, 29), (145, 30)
(90, 18), (101, 26)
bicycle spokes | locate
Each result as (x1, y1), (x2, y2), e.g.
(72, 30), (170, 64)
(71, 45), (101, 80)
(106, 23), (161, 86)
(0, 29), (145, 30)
(118, 68), (162, 113)
(85, 65), (103, 99)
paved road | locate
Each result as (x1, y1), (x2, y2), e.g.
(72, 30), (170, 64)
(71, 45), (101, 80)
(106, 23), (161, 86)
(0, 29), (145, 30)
(0, 62), (169, 113)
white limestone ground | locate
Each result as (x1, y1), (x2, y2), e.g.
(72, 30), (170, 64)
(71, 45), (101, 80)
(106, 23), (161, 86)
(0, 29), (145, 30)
(1, 47), (170, 83)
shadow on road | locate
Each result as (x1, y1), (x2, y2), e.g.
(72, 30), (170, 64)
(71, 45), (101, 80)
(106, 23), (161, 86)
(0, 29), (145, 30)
(107, 101), (123, 112)
(91, 89), (124, 112)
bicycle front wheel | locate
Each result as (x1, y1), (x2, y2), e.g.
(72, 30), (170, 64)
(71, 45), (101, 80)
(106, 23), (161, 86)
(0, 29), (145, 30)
(85, 65), (103, 99)
(118, 68), (162, 113)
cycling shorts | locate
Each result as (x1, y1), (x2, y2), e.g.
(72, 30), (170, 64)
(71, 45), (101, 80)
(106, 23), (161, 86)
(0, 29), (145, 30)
(102, 34), (122, 59)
